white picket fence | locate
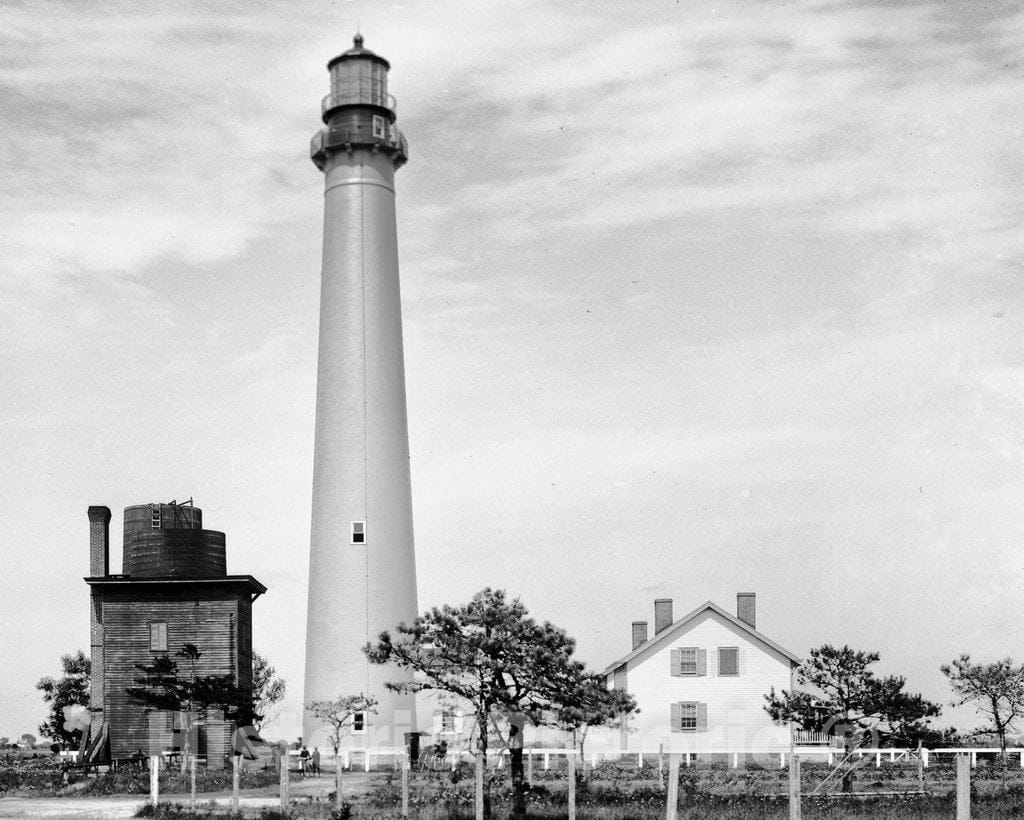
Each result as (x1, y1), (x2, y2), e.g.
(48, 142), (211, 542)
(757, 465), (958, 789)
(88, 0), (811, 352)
(317, 745), (1024, 772)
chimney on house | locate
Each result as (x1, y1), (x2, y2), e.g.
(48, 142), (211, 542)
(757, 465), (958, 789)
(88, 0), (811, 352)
(88, 506), (111, 577)
(654, 598), (673, 634)
(631, 621), (648, 650)
(737, 592), (756, 629)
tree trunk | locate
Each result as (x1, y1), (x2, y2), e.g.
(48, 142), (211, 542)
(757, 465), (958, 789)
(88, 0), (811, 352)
(510, 746), (525, 820)
(335, 756), (342, 807)
(841, 736), (855, 793)
(479, 725), (491, 819)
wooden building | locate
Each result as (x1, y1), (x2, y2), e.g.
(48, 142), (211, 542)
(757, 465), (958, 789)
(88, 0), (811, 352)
(84, 502), (265, 766)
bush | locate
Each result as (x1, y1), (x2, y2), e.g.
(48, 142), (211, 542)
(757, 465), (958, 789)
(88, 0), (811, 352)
(83, 764), (279, 796)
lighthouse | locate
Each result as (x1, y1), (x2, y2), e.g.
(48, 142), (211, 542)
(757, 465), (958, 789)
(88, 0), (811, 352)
(303, 35), (418, 745)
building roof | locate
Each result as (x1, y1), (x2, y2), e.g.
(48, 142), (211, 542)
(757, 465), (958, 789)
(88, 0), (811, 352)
(85, 574), (266, 598)
(602, 599), (801, 675)
(327, 34), (391, 71)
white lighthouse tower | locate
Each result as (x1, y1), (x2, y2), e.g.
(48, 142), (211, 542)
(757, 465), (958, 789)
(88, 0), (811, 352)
(303, 35), (417, 745)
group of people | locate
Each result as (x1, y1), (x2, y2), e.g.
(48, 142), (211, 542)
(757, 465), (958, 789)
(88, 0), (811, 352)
(298, 745), (321, 775)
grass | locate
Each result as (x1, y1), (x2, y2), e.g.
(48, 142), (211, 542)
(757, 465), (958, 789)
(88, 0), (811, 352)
(7, 756), (1024, 817)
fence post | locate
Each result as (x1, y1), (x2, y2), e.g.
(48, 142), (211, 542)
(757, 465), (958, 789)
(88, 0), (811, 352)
(401, 759), (410, 818)
(475, 754), (484, 820)
(658, 743), (664, 780)
(567, 752), (577, 820)
(956, 752), (970, 820)
(149, 755), (159, 807)
(232, 754), (240, 811)
(788, 753), (801, 820)
(280, 751), (289, 809)
(665, 753), (680, 820)
(189, 754), (197, 810)
(527, 749), (533, 786)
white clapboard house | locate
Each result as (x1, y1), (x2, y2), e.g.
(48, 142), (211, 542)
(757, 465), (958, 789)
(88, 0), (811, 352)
(603, 594), (800, 753)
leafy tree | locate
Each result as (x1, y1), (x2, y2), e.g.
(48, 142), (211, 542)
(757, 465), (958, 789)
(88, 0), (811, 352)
(36, 650), (91, 748)
(766, 645), (940, 790)
(555, 672), (637, 763)
(366, 587), (637, 819)
(252, 651), (286, 732)
(127, 643), (254, 771)
(20, 733), (36, 748)
(305, 693), (378, 756)
(306, 694), (378, 807)
(942, 655), (1024, 757)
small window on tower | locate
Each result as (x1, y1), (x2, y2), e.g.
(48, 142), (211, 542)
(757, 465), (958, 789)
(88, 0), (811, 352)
(352, 711), (366, 733)
(150, 621), (167, 652)
(372, 115), (386, 139)
(151, 507), (161, 529)
(351, 521), (365, 544)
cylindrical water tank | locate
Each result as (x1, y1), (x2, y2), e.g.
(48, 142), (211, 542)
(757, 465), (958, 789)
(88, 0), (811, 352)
(122, 504), (226, 578)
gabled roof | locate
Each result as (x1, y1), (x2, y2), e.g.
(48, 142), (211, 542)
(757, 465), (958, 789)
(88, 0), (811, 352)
(602, 600), (801, 675)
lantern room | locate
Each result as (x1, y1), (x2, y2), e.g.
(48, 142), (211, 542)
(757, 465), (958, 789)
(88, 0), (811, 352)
(321, 34), (394, 122)
(311, 34), (408, 170)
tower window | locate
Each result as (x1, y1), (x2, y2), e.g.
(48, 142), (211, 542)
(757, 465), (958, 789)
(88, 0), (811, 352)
(352, 711), (366, 733)
(351, 521), (365, 544)
(372, 115), (386, 139)
(151, 508), (161, 529)
(150, 621), (168, 652)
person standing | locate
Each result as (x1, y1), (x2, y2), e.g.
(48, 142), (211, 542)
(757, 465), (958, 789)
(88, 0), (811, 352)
(311, 747), (321, 775)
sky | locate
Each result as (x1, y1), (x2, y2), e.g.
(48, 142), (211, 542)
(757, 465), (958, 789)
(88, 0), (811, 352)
(1, 0), (1022, 742)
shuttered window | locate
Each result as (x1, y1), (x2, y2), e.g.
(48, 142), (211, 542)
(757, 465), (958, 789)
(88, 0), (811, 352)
(433, 710), (465, 735)
(670, 702), (708, 732)
(670, 647), (707, 676)
(718, 647), (739, 676)
(150, 621), (167, 652)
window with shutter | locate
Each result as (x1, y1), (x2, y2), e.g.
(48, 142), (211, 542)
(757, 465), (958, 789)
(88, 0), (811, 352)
(718, 647), (739, 676)
(673, 702), (699, 731)
(678, 647), (698, 675)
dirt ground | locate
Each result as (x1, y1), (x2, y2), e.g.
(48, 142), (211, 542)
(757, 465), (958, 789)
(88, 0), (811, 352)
(0, 771), (375, 819)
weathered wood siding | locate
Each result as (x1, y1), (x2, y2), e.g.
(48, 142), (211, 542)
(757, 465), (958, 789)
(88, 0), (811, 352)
(620, 610), (792, 752)
(99, 585), (253, 762)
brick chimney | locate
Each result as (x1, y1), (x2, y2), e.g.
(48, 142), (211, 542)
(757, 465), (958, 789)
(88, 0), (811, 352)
(654, 598), (673, 634)
(631, 621), (648, 650)
(88, 506), (111, 577)
(737, 592), (756, 629)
